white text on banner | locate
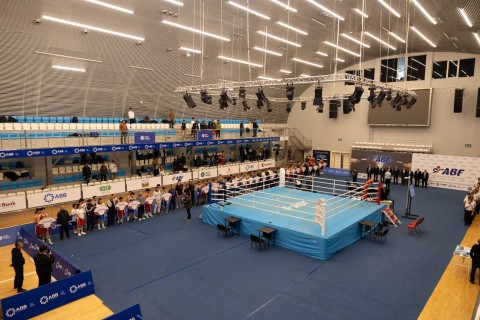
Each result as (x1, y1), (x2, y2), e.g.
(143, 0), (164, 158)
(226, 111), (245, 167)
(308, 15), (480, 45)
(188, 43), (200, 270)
(258, 159), (276, 170)
(196, 167), (218, 180)
(82, 181), (126, 198)
(162, 172), (192, 186)
(27, 188), (82, 208)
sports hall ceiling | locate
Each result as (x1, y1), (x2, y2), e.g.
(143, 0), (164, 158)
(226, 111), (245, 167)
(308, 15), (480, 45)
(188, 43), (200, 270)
(0, 0), (479, 122)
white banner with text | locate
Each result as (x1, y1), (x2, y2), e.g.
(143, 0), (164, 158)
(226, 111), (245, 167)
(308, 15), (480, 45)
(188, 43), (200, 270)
(27, 188), (82, 208)
(82, 181), (126, 198)
(0, 194), (27, 213)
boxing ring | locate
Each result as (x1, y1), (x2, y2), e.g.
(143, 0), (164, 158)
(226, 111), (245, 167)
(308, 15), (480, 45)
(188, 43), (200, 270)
(202, 171), (385, 260)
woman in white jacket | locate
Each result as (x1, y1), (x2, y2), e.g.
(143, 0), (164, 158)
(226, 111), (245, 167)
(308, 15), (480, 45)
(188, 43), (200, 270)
(464, 194), (476, 226)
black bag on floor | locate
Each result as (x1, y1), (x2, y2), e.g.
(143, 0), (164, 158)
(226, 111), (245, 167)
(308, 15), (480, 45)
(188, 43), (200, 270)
(7, 116), (17, 122)
(0, 115), (7, 123)
(162, 119), (170, 124)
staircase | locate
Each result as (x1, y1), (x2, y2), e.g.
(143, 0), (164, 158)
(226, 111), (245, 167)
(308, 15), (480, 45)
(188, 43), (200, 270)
(285, 128), (312, 151)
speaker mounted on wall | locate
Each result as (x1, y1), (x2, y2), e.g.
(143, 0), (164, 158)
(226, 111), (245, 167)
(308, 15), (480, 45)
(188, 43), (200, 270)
(454, 88), (464, 113)
(476, 88), (480, 118)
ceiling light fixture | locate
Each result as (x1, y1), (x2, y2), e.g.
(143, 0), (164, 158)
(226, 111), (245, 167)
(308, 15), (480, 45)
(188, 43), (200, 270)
(324, 41), (361, 57)
(377, 0), (401, 18)
(218, 55), (263, 67)
(258, 76), (278, 81)
(474, 32), (480, 46)
(459, 8), (473, 28)
(162, 20), (230, 41)
(166, 0), (184, 6)
(341, 33), (370, 48)
(410, 26), (437, 47)
(270, 0), (297, 12)
(411, 0), (437, 25)
(179, 47), (201, 54)
(335, 58), (345, 62)
(306, 0), (345, 20)
(315, 51), (328, 57)
(253, 46), (282, 56)
(258, 30), (301, 47)
(292, 57), (323, 68)
(34, 51), (102, 63)
(388, 31), (406, 43)
(353, 8), (369, 18)
(364, 31), (396, 50)
(129, 66), (154, 71)
(52, 65), (86, 72)
(85, 0), (133, 14)
(42, 15), (144, 41)
(300, 74), (311, 77)
(276, 21), (308, 35)
(227, 1), (270, 20)
(280, 69), (292, 74)
(311, 18), (326, 26)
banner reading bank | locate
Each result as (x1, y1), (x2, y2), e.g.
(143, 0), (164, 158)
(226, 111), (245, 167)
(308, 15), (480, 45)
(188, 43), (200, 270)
(27, 187), (82, 208)
(0, 194), (27, 214)
(412, 153), (480, 191)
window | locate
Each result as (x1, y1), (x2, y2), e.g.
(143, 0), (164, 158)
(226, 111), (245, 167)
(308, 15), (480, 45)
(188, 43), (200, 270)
(432, 61), (447, 79)
(459, 58), (475, 77)
(448, 60), (458, 77)
(380, 58), (398, 83)
(407, 55), (426, 81)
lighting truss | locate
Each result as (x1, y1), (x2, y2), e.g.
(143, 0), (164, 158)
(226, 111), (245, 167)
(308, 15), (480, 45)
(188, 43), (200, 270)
(174, 73), (417, 97)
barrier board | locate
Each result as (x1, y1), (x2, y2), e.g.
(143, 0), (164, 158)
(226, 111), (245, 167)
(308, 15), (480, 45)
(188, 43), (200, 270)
(103, 304), (143, 320)
(27, 188), (81, 208)
(0, 193), (27, 213)
(82, 181), (126, 198)
(126, 176), (162, 191)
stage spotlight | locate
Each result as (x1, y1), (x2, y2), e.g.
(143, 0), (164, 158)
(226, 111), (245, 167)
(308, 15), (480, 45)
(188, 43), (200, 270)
(200, 90), (212, 105)
(257, 100), (264, 109)
(390, 92), (403, 108)
(242, 99), (251, 111)
(348, 86), (364, 104)
(220, 89), (231, 103)
(386, 90), (393, 101)
(256, 88), (266, 101)
(286, 103), (292, 113)
(401, 95), (409, 106)
(367, 87), (376, 102)
(239, 87), (246, 99)
(183, 93), (196, 108)
(232, 97), (237, 106)
(371, 90), (386, 108)
(343, 99), (353, 114)
(301, 101), (307, 110)
(405, 96), (417, 109)
(316, 104), (324, 113)
(313, 85), (324, 106)
(267, 102), (273, 112)
(219, 97), (228, 110)
(285, 83), (295, 101)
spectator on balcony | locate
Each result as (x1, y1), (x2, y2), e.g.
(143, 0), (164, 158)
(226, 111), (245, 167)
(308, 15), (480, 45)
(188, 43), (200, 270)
(82, 164), (92, 184)
(191, 118), (199, 138)
(100, 163), (108, 181)
(181, 119), (187, 138)
(128, 108), (135, 124)
(119, 120), (128, 144)
(169, 109), (175, 129)
(240, 121), (244, 137)
(109, 160), (118, 180)
(252, 119), (259, 137)
(215, 120), (221, 138)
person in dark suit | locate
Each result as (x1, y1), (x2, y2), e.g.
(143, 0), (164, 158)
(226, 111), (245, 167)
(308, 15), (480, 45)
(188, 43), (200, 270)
(366, 165), (373, 180)
(10, 241), (26, 292)
(471, 239), (480, 284)
(392, 166), (400, 185)
(34, 245), (55, 287)
(421, 170), (429, 188)
(56, 205), (71, 241)
(379, 167), (386, 182)
(373, 166), (380, 182)
(351, 168), (358, 182)
(413, 169), (421, 187)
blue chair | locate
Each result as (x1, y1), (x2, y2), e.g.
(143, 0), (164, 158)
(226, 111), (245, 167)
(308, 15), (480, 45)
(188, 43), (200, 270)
(34, 179), (43, 187)
(36, 133), (45, 139)
(45, 132), (53, 138)
(41, 116), (49, 123)
(49, 116), (57, 123)
(9, 133), (19, 140)
(64, 175), (73, 183)
(26, 116), (33, 123)
(96, 117), (102, 123)
(53, 132), (61, 138)
(16, 116), (25, 123)
(33, 116), (41, 123)
(57, 117), (64, 123)
(27, 180), (35, 188)
(107, 118), (114, 123)
(1, 133), (9, 140)
(78, 117), (85, 123)
(17, 180), (27, 189)
(113, 117), (120, 123)
(87, 117), (95, 123)
(63, 116), (70, 123)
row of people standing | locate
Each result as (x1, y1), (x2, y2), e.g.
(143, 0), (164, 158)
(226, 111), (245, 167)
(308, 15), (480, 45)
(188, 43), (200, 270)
(365, 165), (429, 187)
(464, 178), (480, 226)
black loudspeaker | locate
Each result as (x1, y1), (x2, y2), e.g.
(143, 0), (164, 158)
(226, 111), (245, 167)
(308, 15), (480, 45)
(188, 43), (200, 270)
(454, 88), (463, 113)
(343, 100), (352, 114)
(476, 88), (480, 117)
(183, 93), (196, 108)
(329, 100), (340, 118)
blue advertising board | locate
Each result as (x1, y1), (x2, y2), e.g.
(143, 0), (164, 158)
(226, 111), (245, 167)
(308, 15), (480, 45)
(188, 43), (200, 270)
(103, 304), (143, 320)
(0, 270), (95, 320)
(313, 150), (330, 166)
(0, 225), (28, 247)
(197, 130), (213, 141)
(323, 167), (350, 177)
(16, 228), (81, 280)
(133, 132), (155, 144)
(0, 137), (281, 159)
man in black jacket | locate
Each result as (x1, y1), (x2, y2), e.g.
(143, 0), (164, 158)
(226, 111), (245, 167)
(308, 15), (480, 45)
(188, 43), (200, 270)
(11, 241), (26, 292)
(366, 165), (373, 180)
(34, 245), (55, 287)
(471, 240), (480, 284)
(82, 164), (92, 184)
(57, 205), (71, 241)
(373, 166), (380, 182)
(413, 168), (421, 187)
(421, 170), (429, 188)
(392, 166), (400, 185)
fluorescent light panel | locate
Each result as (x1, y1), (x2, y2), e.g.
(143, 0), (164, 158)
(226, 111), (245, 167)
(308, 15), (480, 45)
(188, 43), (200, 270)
(364, 31), (396, 50)
(306, 0), (345, 21)
(162, 20), (230, 41)
(253, 46), (282, 56)
(324, 41), (361, 57)
(341, 33), (370, 48)
(85, 0), (133, 14)
(311, 18), (326, 26)
(354, 8), (369, 18)
(388, 31), (406, 43)
(258, 30), (301, 47)
(377, 0), (401, 18)
(42, 15), (144, 41)
(166, 0), (183, 6)
(52, 65), (86, 72)
(276, 21), (308, 35)
(270, 0), (297, 12)
(315, 51), (328, 57)
(179, 47), (201, 53)
(258, 76), (278, 80)
(335, 58), (345, 62)
(411, 0), (437, 25)
(292, 57), (323, 68)
(129, 65), (154, 71)
(227, 1), (270, 20)
(218, 55), (263, 67)
(410, 26), (436, 47)
(474, 32), (480, 46)
(34, 51), (102, 63)
(459, 8), (473, 27)
(279, 69), (292, 74)
(300, 74), (311, 77)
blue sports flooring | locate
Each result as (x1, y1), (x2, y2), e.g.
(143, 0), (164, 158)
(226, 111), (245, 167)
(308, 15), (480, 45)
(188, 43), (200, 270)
(51, 182), (467, 320)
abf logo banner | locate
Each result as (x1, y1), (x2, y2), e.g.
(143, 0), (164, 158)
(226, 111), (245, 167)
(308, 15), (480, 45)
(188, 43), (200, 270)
(412, 153), (480, 191)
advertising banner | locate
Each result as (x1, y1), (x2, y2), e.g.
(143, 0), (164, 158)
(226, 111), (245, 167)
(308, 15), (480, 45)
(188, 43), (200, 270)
(412, 153), (480, 191)
(0, 224), (29, 246)
(162, 172), (192, 186)
(240, 162), (259, 173)
(103, 304), (143, 320)
(82, 181), (126, 199)
(27, 188), (82, 208)
(126, 176), (162, 191)
(350, 150), (413, 174)
(218, 164), (240, 176)
(1, 271), (94, 320)
(258, 159), (276, 170)
(324, 167), (351, 177)
(133, 132), (155, 144)
(313, 150), (330, 166)
(16, 228), (81, 280)
(0, 193), (27, 213)
(197, 130), (213, 141)
(195, 167), (217, 180)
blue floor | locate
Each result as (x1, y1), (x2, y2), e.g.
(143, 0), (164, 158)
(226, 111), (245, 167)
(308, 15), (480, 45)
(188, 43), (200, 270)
(51, 182), (467, 320)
